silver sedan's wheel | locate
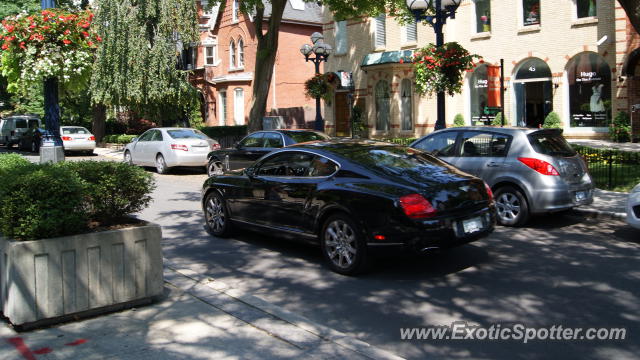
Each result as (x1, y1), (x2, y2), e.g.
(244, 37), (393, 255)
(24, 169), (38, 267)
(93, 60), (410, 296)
(124, 151), (133, 165)
(207, 161), (224, 177)
(320, 214), (368, 275)
(155, 154), (169, 174)
(494, 186), (529, 226)
(204, 192), (232, 237)
(496, 193), (520, 221)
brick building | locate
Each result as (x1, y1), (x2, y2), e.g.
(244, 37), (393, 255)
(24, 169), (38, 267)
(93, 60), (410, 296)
(191, 0), (323, 128)
(321, 0), (640, 140)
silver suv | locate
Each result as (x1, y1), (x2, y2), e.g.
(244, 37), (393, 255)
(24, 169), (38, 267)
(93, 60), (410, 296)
(410, 127), (594, 226)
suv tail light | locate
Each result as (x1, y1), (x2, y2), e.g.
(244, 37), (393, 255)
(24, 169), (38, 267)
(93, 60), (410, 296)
(88, 136), (96, 141)
(484, 182), (494, 203)
(61, 136), (72, 141)
(171, 144), (189, 151)
(399, 194), (437, 219)
(518, 157), (559, 176)
(211, 143), (221, 150)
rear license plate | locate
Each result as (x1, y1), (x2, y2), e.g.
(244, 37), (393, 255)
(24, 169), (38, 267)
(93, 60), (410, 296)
(575, 191), (587, 201)
(461, 216), (483, 235)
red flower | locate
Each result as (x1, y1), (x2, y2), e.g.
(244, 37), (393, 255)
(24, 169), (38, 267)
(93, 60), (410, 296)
(82, 31), (89, 38)
(4, 24), (15, 33)
(87, 41), (94, 47)
(96, 35), (102, 42)
(19, 42), (25, 49)
(63, 39), (71, 45)
(64, 29), (71, 35)
(1, 43), (8, 50)
(399, 58), (404, 64)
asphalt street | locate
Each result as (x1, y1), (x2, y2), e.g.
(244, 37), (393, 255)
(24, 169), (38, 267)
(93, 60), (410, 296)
(5, 149), (640, 360)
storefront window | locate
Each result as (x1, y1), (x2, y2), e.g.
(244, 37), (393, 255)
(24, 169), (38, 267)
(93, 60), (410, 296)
(577, 0), (596, 18)
(375, 80), (390, 131)
(522, 0), (540, 26)
(475, 0), (491, 33)
(470, 64), (489, 124)
(567, 52), (611, 128)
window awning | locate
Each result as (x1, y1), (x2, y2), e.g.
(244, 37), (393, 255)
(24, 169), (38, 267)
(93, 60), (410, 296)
(361, 50), (414, 68)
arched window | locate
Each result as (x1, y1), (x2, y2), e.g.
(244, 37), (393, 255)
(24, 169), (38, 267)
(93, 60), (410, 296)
(237, 38), (244, 67)
(375, 80), (390, 131)
(400, 79), (413, 131)
(234, 88), (244, 125)
(513, 58), (552, 127)
(566, 52), (611, 128)
(229, 40), (236, 68)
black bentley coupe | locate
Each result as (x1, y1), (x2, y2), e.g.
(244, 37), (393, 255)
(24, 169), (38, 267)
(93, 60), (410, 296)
(201, 140), (496, 275)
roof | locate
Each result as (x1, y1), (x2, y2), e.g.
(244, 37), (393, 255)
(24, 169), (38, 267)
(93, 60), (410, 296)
(263, 0), (322, 25)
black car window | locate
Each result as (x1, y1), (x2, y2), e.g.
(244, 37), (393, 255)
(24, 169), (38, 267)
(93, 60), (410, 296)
(263, 132), (284, 148)
(62, 127), (89, 135)
(309, 155), (339, 177)
(459, 132), (512, 157)
(528, 131), (576, 157)
(283, 131), (330, 143)
(413, 131), (458, 156)
(151, 130), (163, 141)
(240, 133), (264, 148)
(15, 119), (27, 128)
(256, 152), (314, 177)
(138, 130), (154, 142)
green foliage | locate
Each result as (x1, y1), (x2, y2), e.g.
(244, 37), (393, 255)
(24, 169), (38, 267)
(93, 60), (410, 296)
(609, 111), (631, 143)
(0, 153), (30, 170)
(412, 42), (480, 96)
(453, 114), (465, 127)
(350, 105), (367, 137)
(543, 111), (562, 129)
(304, 73), (337, 103)
(102, 134), (137, 144)
(492, 113), (507, 126)
(382, 137), (417, 146)
(57, 161), (155, 224)
(200, 125), (248, 139)
(90, 0), (200, 114)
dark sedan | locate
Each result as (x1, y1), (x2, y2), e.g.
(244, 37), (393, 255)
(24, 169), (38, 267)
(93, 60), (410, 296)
(201, 140), (496, 275)
(206, 129), (330, 176)
(18, 128), (49, 153)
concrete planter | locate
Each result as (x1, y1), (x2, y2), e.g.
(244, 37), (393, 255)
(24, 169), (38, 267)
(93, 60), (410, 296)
(0, 222), (163, 329)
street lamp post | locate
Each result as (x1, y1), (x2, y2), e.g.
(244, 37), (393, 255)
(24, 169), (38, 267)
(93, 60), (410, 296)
(300, 32), (333, 132)
(406, 0), (461, 131)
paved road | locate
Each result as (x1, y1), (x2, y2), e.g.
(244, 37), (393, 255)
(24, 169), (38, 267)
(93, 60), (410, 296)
(131, 169), (640, 360)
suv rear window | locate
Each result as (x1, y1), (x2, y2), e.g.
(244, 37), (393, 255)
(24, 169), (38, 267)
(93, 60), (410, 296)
(528, 131), (576, 157)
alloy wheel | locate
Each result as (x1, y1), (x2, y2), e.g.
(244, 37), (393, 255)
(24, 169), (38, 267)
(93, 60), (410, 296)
(496, 192), (521, 222)
(156, 155), (167, 174)
(208, 161), (224, 177)
(124, 151), (132, 165)
(205, 195), (226, 234)
(324, 219), (358, 270)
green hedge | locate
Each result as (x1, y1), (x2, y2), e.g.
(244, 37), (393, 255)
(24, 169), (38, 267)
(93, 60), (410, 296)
(102, 134), (138, 144)
(199, 125), (248, 139)
(0, 156), (156, 240)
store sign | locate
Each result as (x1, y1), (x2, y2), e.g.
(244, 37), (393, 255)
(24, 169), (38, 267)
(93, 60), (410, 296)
(340, 71), (353, 88)
(475, 79), (488, 89)
(576, 71), (602, 82)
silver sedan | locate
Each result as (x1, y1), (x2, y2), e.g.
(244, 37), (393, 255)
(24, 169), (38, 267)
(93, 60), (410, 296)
(124, 128), (220, 174)
(61, 126), (96, 154)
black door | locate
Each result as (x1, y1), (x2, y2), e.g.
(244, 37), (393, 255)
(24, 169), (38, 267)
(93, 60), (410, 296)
(228, 132), (266, 170)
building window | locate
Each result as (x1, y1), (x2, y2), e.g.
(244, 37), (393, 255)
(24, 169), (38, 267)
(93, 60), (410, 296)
(567, 52), (611, 128)
(375, 80), (390, 131)
(401, 79), (413, 131)
(522, 0), (540, 26)
(237, 38), (244, 67)
(234, 88), (244, 125)
(470, 64), (489, 124)
(205, 44), (216, 66)
(513, 58), (552, 128)
(335, 20), (347, 55)
(219, 91), (227, 126)
(403, 21), (417, 44)
(229, 40), (236, 68)
(232, 0), (239, 22)
(474, 0), (491, 33)
(576, 0), (596, 18)
(374, 14), (386, 48)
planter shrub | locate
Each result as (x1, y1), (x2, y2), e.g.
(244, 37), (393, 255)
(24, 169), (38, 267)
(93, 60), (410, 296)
(102, 134), (137, 144)
(609, 111), (631, 143)
(453, 114), (465, 127)
(543, 112), (562, 129)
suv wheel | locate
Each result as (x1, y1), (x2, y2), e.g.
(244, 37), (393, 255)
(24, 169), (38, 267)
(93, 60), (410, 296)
(494, 186), (529, 226)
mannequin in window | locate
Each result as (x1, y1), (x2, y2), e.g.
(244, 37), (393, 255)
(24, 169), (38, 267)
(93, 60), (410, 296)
(590, 83), (605, 112)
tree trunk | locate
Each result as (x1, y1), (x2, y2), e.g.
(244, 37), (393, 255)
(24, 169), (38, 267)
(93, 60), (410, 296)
(247, 0), (287, 133)
(619, 0), (640, 34)
(92, 103), (107, 143)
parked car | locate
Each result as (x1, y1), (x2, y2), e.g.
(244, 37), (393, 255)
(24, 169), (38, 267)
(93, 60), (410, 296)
(627, 183), (640, 230)
(18, 127), (49, 153)
(60, 126), (96, 154)
(0, 114), (41, 149)
(410, 127), (594, 226)
(201, 140), (496, 275)
(124, 127), (220, 174)
(206, 129), (330, 176)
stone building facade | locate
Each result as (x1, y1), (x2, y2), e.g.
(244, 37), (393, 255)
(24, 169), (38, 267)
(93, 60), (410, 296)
(322, 0), (640, 140)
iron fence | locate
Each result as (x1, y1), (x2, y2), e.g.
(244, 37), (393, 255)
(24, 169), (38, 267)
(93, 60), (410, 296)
(572, 145), (640, 191)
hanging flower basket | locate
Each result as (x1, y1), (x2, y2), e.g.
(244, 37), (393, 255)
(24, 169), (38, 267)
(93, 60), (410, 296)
(304, 72), (337, 103)
(411, 42), (481, 96)
(0, 9), (100, 95)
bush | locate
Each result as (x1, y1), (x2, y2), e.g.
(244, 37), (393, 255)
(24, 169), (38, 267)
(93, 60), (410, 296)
(0, 153), (30, 171)
(200, 125), (248, 139)
(0, 164), (87, 240)
(492, 113), (507, 126)
(453, 114), (465, 127)
(543, 112), (562, 129)
(609, 111), (631, 143)
(57, 161), (156, 224)
(102, 134), (137, 144)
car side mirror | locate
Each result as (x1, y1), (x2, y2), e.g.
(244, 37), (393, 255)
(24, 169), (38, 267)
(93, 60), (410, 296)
(131, 137), (138, 142)
(245, 167), (255, 178)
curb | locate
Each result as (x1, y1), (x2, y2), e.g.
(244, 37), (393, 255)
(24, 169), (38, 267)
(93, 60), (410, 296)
(572, 208), (627, 221)
(163, 259), (405, 360)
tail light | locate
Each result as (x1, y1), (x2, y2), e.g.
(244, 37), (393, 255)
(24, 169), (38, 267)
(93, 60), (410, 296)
(211, 143), (221, 150)
(61, 136), (72, 141)
(518, 157), (559, 176)
(399, 194), (437, 219)
(484, 182), (494, 203)
(88, 136), (95, 141)
(171, 144), (189, 151)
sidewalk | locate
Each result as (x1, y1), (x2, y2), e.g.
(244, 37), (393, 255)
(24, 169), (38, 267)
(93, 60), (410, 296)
(0, 260), (404, 360)
(573, 189), (629, 220)
(94, 146), (124, 160)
